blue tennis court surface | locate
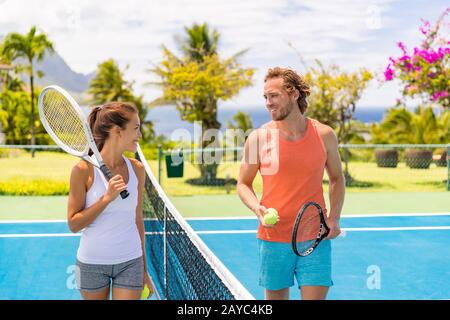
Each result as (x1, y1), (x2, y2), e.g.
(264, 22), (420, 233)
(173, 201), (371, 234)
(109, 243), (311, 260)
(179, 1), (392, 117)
(1, 214), (449, 300)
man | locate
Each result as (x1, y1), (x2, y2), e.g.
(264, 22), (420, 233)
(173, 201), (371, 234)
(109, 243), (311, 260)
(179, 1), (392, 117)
(237, 67), (345, 300)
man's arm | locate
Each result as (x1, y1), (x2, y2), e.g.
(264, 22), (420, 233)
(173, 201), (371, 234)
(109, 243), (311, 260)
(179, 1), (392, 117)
(321, 126), (345, 239)
(237, 131), (273, 227)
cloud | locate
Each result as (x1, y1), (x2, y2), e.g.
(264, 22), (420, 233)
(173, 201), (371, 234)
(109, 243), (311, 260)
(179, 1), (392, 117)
(0, 0), (446, 108)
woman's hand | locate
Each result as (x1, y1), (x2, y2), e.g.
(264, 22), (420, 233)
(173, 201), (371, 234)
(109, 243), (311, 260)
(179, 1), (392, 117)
(143, 271), (155, 298)
(103, 174), (127, 203)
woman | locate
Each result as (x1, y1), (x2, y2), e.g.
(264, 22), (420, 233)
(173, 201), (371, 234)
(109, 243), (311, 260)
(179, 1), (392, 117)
(67, 102), (153, 300)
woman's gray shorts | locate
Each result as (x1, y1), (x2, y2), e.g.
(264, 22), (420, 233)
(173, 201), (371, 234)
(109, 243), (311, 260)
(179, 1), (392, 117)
(76, 256), (144, 292)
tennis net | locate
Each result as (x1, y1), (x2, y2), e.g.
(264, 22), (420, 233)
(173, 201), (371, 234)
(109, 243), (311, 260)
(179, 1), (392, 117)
(136, 145), (254, 300)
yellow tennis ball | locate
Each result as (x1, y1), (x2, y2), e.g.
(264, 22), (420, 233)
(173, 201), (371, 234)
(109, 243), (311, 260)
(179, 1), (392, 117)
(264, 208), (278, 225)
(141, 284), (150, 300)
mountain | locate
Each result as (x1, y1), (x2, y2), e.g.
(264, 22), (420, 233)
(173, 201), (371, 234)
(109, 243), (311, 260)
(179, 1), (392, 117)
(1, 33), (94, 102)
(36, 51), (94, 94)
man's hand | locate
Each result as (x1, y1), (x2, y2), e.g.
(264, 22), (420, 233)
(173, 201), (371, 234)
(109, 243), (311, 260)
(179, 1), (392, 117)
(254, 205), (278, 228)
(325, 217), (341, 239)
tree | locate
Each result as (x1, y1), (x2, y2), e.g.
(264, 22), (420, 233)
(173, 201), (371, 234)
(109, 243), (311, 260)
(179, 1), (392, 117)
(150, 22), (254, 183)
(384, 8), (450, 109)
(371, 106), (449, 144)
(1, 26), (54, 155)
(304, 60), (373, 183)
(177, 23), (220, 62)
(226, 111), (254, 161)
(227, 111), (253, 136)
(88, 59), (155, 144)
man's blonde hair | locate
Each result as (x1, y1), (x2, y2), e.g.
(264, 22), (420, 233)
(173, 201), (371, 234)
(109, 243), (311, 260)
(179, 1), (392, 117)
(264, 67), (311, 114)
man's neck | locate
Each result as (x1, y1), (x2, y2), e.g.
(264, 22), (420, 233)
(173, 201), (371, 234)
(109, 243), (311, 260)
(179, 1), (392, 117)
(275, 108), (307, 138)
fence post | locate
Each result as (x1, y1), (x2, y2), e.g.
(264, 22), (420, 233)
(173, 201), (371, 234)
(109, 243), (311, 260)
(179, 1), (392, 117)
(447, 144), (449, 191)
(157, 144), (162, 185)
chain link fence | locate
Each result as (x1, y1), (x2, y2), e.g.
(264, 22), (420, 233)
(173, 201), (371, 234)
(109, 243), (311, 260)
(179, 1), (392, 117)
(156, 144), (450, 193)
(0, 144), (448, 195)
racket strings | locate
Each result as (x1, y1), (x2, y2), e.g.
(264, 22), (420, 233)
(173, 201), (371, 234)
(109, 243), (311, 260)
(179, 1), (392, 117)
(42, 90), (88, 153)
(296, 213), (321, 242)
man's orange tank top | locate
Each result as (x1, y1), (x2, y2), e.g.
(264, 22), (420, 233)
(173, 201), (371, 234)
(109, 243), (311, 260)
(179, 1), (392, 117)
(257, 118), (328, 242)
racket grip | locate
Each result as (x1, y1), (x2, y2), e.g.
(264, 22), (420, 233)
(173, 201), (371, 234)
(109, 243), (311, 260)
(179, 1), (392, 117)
(120, 190), (130, 199)
(100, 164), (130, 199)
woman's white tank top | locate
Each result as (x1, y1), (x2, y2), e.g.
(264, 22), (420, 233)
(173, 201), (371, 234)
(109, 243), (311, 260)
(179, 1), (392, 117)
(76, 156), (142, 264)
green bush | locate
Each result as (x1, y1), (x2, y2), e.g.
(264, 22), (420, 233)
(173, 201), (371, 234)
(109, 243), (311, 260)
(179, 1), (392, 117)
(0, 179), (69, 195)
(0, 148), (25, 158)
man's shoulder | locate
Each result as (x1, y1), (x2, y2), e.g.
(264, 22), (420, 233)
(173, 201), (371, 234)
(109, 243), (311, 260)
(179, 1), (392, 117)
(310, 118), (335, 136)
(247, 121), (274, 141)
(260, 121), (274, 129)
(309, 118), (338, 148)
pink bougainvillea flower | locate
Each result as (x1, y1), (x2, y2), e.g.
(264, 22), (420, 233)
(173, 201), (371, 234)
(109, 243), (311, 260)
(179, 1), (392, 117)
(384, 64), (394, 81)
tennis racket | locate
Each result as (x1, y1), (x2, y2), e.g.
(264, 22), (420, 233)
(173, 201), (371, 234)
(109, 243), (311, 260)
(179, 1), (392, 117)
(291, 201), (329, 257)
(38, 85), (129, 199)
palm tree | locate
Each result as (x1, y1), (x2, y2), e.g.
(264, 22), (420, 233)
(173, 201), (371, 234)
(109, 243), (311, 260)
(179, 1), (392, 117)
(177, 23), (220, 62)
(371, 106), (441, 144)
(88, 59), (134, 104)
(227, 111), (253, 138)
(371, 106), (446, 169)
(2, 26), (54, 156)
(150, 22), (253, 183)
(176, 23), (223, 181)
(88, 59), (155, 144)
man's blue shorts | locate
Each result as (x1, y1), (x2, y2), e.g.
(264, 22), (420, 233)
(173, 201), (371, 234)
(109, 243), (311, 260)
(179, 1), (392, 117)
(258, 239), (333, 291)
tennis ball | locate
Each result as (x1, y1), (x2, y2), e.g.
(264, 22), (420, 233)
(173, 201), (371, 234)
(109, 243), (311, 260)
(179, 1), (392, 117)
(264, 208), (279, 225)
(141, 284), (150, 300)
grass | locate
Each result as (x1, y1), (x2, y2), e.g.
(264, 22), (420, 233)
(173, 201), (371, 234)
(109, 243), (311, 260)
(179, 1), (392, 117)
(0, 150), (447, 196)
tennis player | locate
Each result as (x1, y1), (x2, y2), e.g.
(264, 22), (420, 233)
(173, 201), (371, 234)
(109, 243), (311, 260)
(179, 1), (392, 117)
(237, 67), (345, 300)
(67, 102), (153, 300)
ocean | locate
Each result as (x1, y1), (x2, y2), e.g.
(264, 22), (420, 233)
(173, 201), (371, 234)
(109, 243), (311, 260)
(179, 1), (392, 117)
(145, 105), (388, 137)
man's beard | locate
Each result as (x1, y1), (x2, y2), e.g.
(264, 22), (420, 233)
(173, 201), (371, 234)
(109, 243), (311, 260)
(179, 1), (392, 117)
(272, 102), (294, 121)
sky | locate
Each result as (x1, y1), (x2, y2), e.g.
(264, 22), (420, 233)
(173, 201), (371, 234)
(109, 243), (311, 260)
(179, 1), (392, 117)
(0, 0), (448, 109)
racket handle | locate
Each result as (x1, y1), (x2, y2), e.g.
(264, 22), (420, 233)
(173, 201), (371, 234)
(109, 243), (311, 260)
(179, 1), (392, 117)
(120, 190), (130, 199)
(100, 165), (130, 199)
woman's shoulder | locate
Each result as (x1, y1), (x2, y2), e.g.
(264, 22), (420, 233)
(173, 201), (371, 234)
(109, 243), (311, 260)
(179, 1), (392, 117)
(71, 160), (92, 177)
(72, 160), (94, 181)
(127, 157), (145, 177)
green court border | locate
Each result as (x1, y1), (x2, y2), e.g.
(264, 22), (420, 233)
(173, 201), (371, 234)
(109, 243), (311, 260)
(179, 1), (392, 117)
(0, 192), (448, 220)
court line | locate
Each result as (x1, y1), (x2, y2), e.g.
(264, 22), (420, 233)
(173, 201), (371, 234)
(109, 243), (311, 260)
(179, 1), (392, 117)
(194, 226), (450, 234)
(186, 213), (450, 220)
(0, 233), (81, 238)
(0, 219), (67, 224)
(1, 212), (449, 224)
(2, 226), (450, 238)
